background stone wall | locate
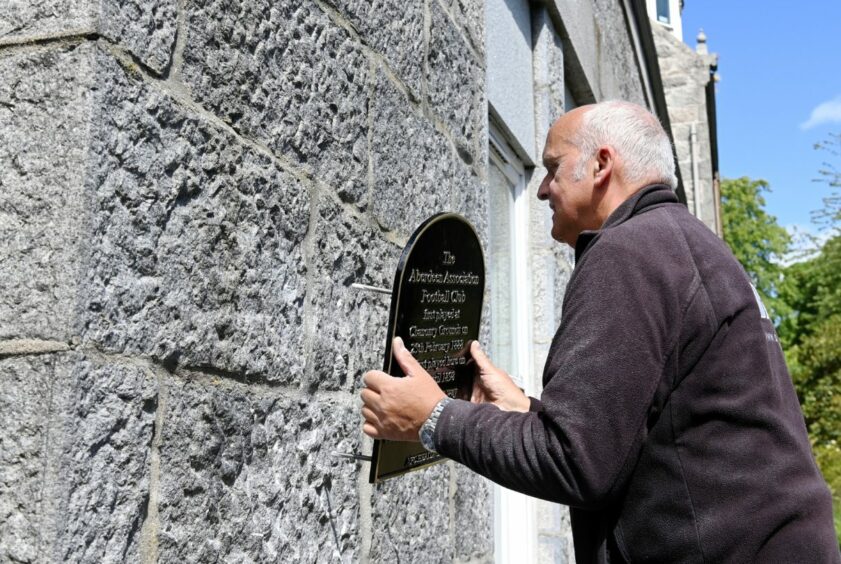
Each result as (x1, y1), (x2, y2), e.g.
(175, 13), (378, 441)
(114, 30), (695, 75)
(652, 23), (719, 233)
(0, 1), (491, 562)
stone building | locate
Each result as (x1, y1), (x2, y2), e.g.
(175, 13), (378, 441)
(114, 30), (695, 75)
(648, 0), (722, 234)
(0, 0), (717, 563)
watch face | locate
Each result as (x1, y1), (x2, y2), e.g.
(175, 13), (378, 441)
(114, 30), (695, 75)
(420, 426), (435, 451)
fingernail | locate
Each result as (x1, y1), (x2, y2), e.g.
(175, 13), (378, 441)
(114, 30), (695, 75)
(394, 336), (404, 350)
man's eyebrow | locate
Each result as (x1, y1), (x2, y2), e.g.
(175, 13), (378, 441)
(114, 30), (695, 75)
(543, 155), (560, 168)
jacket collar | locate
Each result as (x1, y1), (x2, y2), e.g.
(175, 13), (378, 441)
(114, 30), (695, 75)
(574, 184), (679, 262)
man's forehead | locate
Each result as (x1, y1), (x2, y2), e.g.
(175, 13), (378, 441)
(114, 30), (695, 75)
(543, 106), (592, 162)
(542, 120), (575, 162)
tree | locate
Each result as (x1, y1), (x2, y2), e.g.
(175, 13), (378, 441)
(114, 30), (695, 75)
(778, 234), (841, 541)
(777, 133), (841, 543)
(812, 133), (841, 230)
(720, 177), (791, 322)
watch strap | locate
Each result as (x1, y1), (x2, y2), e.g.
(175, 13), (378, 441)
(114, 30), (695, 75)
(419, 397), (453, 453)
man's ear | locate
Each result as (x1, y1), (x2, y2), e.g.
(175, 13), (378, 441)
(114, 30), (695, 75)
(593, 145), (615, 188)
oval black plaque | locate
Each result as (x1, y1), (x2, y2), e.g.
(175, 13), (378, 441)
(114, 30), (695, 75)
(370, 213), (485, 483)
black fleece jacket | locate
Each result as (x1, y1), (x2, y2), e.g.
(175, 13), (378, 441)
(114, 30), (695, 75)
(436, 185), (839, 563)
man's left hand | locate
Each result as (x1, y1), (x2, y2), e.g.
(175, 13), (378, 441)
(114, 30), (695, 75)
(361, 337), (447, 442)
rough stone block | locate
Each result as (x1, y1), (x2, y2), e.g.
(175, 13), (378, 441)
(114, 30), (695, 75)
(0, 355), (54, 564)
(446, 0), (485, 57)
(427, 1), (484, 161)
(593, 0), (645, 104)
(531, 253), (558, 343)
(538, 536), (570, 564)
(536, 501), (574, 564)
(532, 6), (564, 137)
(305, 196), (398, 392)
(0, 352), (158, 564)
(157, 379), (360, 562)
(532, 342), (551, 391)
(371, 463), (452, 562)
(0, 43), (93, 343)
(668, 104), (702, 124)
(0, 0), (95, 43)
(478, 292), (492, 351)
(537, 498), (561, 530)
(449, 162), (489, 255)
(453, 463), (493, 560)
(81, 49), (309, 384)
(529, 189), (555, 249)
(371, 70), (456, 238)
(553, 0), (599, 98)
(329, 0), (424, 96)
(553, 245), (574, 322)
(99, 0), (178, 73)
(651, 23), (678, 57)
(49, 355), (158, 563)
(181, 0), (370, 206)
(0, 0), (176, 73)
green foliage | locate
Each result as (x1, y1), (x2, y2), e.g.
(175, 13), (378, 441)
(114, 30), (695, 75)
(779, 235), (841, 351)
(778, 235), (841, 543)
(814, 442), (841, 543)
(789, 312), (841, 445)
(720, 177), (791, 322)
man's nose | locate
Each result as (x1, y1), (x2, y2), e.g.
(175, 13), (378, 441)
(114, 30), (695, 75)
(536, 174), (550, 200)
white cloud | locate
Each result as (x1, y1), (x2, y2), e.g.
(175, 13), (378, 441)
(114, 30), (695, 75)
(780, 224), (832, 265)
(800, 95), (841, 130)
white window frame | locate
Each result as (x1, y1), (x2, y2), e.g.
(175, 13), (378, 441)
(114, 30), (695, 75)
(488, 122), (537, 564)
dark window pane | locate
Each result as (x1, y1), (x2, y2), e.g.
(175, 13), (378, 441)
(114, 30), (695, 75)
(657, 0), (670, 23)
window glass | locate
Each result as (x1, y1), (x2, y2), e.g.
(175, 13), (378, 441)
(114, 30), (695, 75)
(657, 0), (670, 23)
(488, 156), (516, 378)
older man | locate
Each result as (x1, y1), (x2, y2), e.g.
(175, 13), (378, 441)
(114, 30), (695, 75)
(361, 101), (839, 562)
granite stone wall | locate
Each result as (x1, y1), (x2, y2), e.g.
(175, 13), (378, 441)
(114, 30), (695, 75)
(652, 23), (719, 234)
(2, 0), (659, 562)
(0, 1), (491, 562)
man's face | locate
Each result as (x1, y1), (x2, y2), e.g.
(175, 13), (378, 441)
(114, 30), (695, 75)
(537, 111), (597, 246)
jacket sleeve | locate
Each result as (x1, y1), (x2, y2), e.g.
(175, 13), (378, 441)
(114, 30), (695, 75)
(434, 235), (690, 507)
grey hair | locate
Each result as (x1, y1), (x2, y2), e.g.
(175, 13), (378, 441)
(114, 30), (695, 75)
(571, 100), (677, 189)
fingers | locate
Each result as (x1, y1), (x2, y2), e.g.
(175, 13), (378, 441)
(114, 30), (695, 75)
(360, 387), (379, 407)
(361, 393), (383, 438)
(362, 405), (380, 425)
(363, 422), (381, 438)
(470, 341), (493, 371)
(392, 337), (426, 378)
(363, 370), (389, 391)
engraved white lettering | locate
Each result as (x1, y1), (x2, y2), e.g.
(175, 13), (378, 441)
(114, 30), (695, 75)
(409, 325), (438, 339)
(407, 269), (480, 286)
(421, 289), (450, 304)
(422, 307), (461, 322)
(438, 324), (468, 337)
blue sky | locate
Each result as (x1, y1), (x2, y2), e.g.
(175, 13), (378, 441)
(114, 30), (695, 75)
(681, 1), (841, 235)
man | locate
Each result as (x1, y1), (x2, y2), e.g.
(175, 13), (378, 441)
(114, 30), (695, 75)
(361, 101), (839, 562)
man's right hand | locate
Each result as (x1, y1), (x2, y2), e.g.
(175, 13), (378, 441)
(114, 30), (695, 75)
(469, 341), (530, 412)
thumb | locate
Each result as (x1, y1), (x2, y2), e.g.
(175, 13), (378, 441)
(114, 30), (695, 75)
(392, 337), (425, 377)
(469, 341), (494, 372)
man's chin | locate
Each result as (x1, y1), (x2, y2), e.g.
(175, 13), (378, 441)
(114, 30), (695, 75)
(550, 227), (575, 247)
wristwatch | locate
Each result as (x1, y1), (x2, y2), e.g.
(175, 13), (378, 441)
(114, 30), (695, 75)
(419, 397), (453, 453)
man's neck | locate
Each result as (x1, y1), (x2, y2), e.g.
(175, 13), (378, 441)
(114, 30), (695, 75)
(595, 180), (642, 227)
